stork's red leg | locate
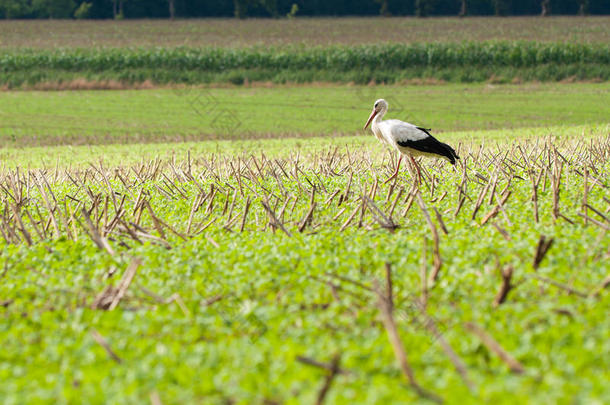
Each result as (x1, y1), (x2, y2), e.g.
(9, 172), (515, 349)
(410, 155), (422, 185)
(384, 155), (403, 184)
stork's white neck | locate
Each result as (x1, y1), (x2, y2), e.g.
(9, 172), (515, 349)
(372, 108), (386, 130)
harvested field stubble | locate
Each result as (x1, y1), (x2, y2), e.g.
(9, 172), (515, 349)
(1, 137), (608, 246)
(1, 134), (609, 403)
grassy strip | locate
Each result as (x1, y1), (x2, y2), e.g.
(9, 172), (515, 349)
(1, 42), (608, 86)
(1, 83), (607, 148)
(1, 124), (607, 169)
(3, 64), (609, 87)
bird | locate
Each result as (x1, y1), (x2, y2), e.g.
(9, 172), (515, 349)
(363, 98), (459, 183)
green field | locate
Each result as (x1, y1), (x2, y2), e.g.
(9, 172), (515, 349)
(2, 42), (608, 87)
(1, 126), (609, 404)
(1, 83), (608, 148)
(1, 16), (610, 405)
(1, 19), (608, 87)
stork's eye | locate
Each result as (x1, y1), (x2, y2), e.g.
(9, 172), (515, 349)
(374, 103), (379, 108)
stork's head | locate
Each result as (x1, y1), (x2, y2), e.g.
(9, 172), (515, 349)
(363, 99), (388, 130)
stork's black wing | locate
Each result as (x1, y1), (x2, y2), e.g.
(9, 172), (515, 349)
(397, 130), (460, 165)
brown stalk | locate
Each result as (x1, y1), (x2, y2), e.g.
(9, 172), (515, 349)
(90, 330), (122, 363)
(80, 208), (115, 255)
(296, 355), (350, 375)
(363, 195), (397, 231)
(588, 274), (610, 298)
(340, 203), (361, 232)
(577, 213), (609, 231)
(10, 204), (32, 246)
(298, 202), (317, 233)
(530, 274), (588, 298)
(494, 265), (514, 307)
(533, 235), (554, 270)
(108, 258), (141, 310)
(388, 186), (404, 219)
(143, 199), (167, 240)
(471, 177), (492, 220)
(463, 322), (525, 374)
(584, 204), (609, 224)
(34, 175), (60, 238)
(480, 190), (512, 226)
(315, 353), (342, 405)
(583, 167), (588, 226)
(491, 222), (511, 240)
(240, 196), (251, 232)
(374, 283), (443, 403)
(261, 199), (292, 237)
(419, 310), (474, 392)
(551, 160), (563, 221)
(530, 168), (543, 223)
(415, 193), (442, 285)
(420, 236), (428, 309)
(384, 262), (394, 312)
(432, 207), (448, 235)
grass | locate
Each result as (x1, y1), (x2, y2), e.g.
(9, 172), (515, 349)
(1, 128), (609, 404)
(0, 17), (608, 49)
(1, 83), (608, 148)
(0, 124), (606, 169)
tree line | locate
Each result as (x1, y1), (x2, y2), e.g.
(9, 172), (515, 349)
(0, 0), (605, 19)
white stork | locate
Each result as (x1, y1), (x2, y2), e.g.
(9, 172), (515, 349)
(363, 98), (459, 183)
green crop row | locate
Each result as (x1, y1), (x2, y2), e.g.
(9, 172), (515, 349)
(1, 42), (608, 71)
(0, 42), (608, 86)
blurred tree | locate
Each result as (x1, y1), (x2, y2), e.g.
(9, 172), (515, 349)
(415, 0), (431, 16)
(33, 0), (77, 18)
(168, 0), (174, 19)
(286, 3), (298, 18)
(494, 0), (510, 15)
(260, 0), (278, 16)
(459, 0), (467, 16)
(0, 0), (608, 19)
(74, 1), (92, 18)
(375, 0), (390, 15)
(234, 0), (250, 18)
(578, 0), (588, 14)
(0, 0), (32, 18)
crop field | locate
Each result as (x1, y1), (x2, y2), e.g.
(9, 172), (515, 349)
(0, 17), (608, 49)
(1, 126), (609, 403)
(2, 42), (609, 87)
(1, 16), (609, 405)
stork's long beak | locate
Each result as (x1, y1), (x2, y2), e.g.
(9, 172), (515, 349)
(363, 109), (378, 130)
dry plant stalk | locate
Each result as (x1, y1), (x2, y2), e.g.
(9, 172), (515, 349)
(464, 322), (525, 374)
(420, 237), (428, 309)
(90, 330), (122, 363)
(415, 193), (442, 285)
(533, 235), (554, 270)
(314, 353), (342, 405)
(530, 274), (588, 298)
(296, 355), (350, 375)
(494, 265), (514, 307)
(375, 285), (443, 403)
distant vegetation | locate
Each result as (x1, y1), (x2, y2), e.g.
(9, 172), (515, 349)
(0, 0), (608, 19)
(1, 42), (608, 87)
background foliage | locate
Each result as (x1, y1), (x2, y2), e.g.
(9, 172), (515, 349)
(0, 0), (608, 19)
